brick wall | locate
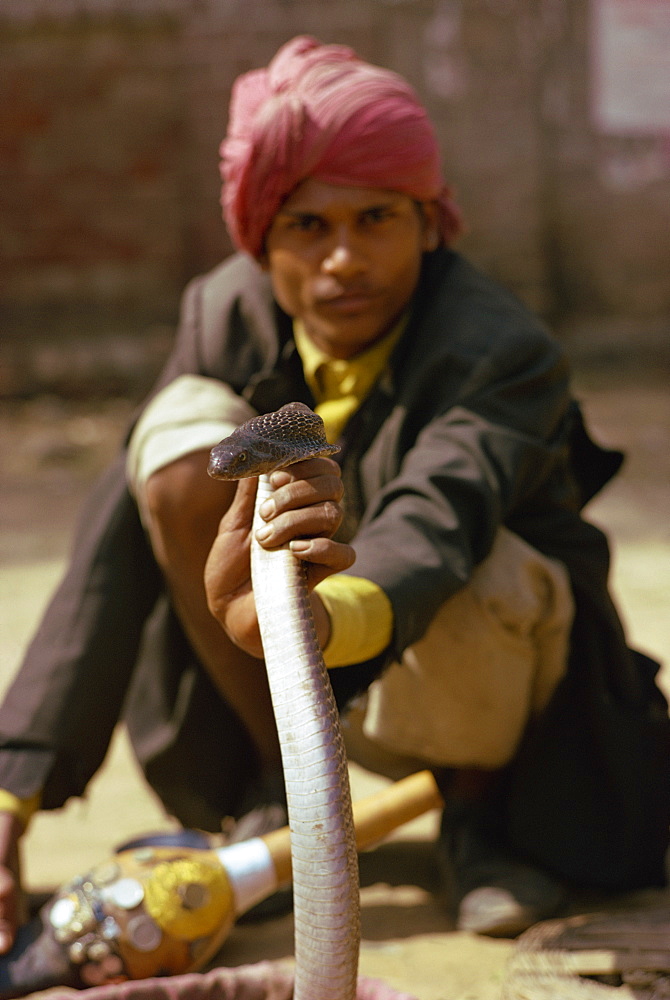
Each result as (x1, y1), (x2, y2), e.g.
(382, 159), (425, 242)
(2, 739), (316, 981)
(1, 0), (668, 394)
(1, 15), (187, 310)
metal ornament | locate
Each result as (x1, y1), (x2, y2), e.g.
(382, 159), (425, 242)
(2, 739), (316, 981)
(102, 877), (145, 910)
(39, 844), (237, 986)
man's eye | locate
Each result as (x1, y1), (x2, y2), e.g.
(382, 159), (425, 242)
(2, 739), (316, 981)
(290, 216), (323, 232)
(361, 207), (393, 225)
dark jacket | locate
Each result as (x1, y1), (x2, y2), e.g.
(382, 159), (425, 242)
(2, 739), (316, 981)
(1, 249), (668, 887)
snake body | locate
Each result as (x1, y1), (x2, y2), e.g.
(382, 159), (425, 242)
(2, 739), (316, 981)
(208, 401), (360, 1000)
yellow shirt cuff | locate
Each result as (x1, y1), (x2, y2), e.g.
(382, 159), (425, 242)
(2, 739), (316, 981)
(0, 790), (41, 829)
(316, 575), (393, 668)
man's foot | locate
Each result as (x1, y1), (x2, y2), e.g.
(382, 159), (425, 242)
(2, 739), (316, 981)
(437, 802), (566, 937)
(221, 801), (289, 845)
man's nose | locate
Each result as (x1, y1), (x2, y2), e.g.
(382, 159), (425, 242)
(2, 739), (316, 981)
(321, 232), (364, 277)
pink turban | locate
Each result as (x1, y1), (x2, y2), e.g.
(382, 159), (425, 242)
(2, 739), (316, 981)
(220, 36), (464, 258)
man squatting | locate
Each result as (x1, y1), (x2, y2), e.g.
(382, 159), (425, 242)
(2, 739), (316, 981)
(0, 36), (668, 949)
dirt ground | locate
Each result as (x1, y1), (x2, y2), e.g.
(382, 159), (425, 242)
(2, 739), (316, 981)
(0, 364), (668, 1000)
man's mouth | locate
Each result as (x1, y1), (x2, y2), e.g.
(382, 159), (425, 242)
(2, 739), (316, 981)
(312, 279), (377, 312)
(322, 292), (376, 312)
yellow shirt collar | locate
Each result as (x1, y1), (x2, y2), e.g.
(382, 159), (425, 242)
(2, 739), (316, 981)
(293, 317), (407, 442)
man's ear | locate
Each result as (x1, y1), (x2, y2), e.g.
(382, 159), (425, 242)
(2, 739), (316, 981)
(420, 200), (441, 252)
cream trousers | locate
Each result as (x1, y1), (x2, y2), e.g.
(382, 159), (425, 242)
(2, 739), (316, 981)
(343, 526), (574, 777)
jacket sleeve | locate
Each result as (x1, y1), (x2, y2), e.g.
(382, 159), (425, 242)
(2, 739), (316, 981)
(348, 329), (574, 659)
(0, 455), (162, 805)
(0, 273), (214, 806)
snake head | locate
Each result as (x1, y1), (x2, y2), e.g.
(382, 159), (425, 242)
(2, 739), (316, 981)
(208, 402), (339, 481)
(207, 432), (277, 480)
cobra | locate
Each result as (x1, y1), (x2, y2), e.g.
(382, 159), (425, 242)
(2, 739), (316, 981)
(208, 401), (360, 1000)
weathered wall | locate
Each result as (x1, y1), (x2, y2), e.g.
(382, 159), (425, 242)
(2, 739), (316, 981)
(1, 16), (187, 310)
(537, 1), (670, 350)
(1, 0), (669, 394)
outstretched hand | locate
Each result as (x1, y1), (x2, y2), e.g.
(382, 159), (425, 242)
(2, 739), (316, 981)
(204, 457), (355, 659)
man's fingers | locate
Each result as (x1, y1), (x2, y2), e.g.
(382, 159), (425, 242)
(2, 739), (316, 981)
(290, 536), (356, 574)
(264, 458), (343, 513)
(269, 456), (339, 487)
(259, 473), (344, 521)
(255, 500), (343, 547)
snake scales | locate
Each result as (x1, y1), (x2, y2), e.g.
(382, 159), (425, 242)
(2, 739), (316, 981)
(208, 401), (360, 1000)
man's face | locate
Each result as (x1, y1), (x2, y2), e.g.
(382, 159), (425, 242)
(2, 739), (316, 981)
(263, 180), (439, 359)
